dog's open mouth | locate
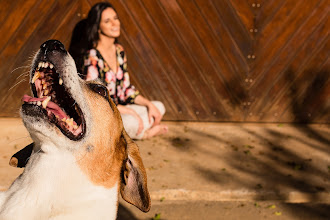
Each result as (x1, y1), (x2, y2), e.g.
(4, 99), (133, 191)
(22, 61), (85, 140)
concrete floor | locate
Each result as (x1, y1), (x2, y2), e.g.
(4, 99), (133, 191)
(0, 118), (329, 219)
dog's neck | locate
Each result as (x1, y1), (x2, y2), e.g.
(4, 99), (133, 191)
(0, 143), (119, 220)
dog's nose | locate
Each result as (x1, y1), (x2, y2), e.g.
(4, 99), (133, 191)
(40, 40), (66, 53)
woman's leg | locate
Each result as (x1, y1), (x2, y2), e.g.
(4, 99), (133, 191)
(122, 101), (167, 139)
(120, 114), (141, 139)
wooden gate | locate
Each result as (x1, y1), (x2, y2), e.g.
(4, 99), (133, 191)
(0, 0), (328, 122)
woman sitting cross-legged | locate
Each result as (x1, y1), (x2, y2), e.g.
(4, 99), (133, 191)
(81, 2), (168, 139)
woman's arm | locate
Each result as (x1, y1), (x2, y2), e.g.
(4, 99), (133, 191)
(134, 95), (162, 126)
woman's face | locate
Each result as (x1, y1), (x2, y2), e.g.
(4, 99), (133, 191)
(99, 7), (120, 39)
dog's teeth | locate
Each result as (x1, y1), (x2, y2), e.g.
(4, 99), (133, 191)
(66, 118), (74, 126)
(44, 62), (49, 68)
(59, 78), (63, 85)
(38, 62), (42, 68)
(32, 71), (40, 83)
(42, 96), (51, 108)
(37, 101), (41, 106)
(49, 63), (54, 69)
(41, 79), (46, 84)
(62, 118), (66, 122)
(33, 101), (37, 105)
(73, 125), (78, 130)
(44, 89), (49, 95)
(42, 83), (48, 90)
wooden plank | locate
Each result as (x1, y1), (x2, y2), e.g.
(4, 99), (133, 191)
(158, 0), (241, 121)
(212, 0), (252, 57)
(0, 0), (328, 122)
(254, 0), (285, 36)
(177, 0), (249, 120)
(0, 0), (37, 52)
(249, 0), (326, 117)
(119, 0), (199, 120)
(278, 43), (330, 122)
(249, 0), (320, 90)
(252, 14), (329, 121)
(229, 0), (255, 39)
(0, 0), (79, 116)
(116, 0), (196, 120)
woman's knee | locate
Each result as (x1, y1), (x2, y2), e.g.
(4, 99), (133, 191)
(121, 114), (140, 138)
(152, 101), (166, 115)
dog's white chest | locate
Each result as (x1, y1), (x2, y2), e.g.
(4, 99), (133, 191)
(0, 146), (119, 220)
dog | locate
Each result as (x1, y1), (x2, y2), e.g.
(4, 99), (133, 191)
(0, 40), (150, 219)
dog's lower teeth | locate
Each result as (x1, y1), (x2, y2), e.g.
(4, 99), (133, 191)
(42, 96), (51, 108)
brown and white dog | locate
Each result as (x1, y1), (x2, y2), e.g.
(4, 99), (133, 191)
(0, 40), (150, 219)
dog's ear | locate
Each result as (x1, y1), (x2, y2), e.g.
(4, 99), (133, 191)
(120, 130), (151, 212)
(9, 143), (34, 168)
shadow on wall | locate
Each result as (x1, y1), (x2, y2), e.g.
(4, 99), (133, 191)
(286, 69), (329, 123)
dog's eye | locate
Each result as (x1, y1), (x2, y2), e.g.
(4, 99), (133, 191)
(89, 84), (109, 98)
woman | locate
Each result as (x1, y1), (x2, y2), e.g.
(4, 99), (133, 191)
(81, 2), (168, 139)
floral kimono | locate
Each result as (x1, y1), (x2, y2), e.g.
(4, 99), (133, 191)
(83, 44), (139, 105)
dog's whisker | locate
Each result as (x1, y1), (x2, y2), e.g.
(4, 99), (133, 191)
(16, 72), (30, 80)
(9, 78), (29, 91)
(7, 136), (31, 145)
(10, 66), (30, 75)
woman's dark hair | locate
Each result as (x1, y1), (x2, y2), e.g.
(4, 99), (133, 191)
(69, 18), (88, 74)
(86, 2), (118, 49)
(69, 2), (118, 75)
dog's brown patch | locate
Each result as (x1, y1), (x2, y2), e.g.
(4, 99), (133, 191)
(76, 87), (126, 188)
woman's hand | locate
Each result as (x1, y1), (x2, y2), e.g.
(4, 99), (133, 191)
(147, 103), (162, 126)
(134, 95), (163, 127)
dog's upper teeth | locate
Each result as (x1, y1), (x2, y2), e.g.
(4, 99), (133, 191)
(37, 101), (41, 106)
(42, 96), (51, 108)
(38, 61), (53, 69)
(59, 78), (63, 85)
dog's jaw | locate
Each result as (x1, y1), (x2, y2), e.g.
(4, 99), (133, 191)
(21, 42), (89, 151)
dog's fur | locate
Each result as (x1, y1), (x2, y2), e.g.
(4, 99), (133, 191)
(0, 40), (150, 219)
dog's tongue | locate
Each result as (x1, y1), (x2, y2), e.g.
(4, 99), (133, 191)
(22, 94), (68, 119)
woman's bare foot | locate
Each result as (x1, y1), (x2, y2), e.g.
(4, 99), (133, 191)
(143, 124), (168, 139)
